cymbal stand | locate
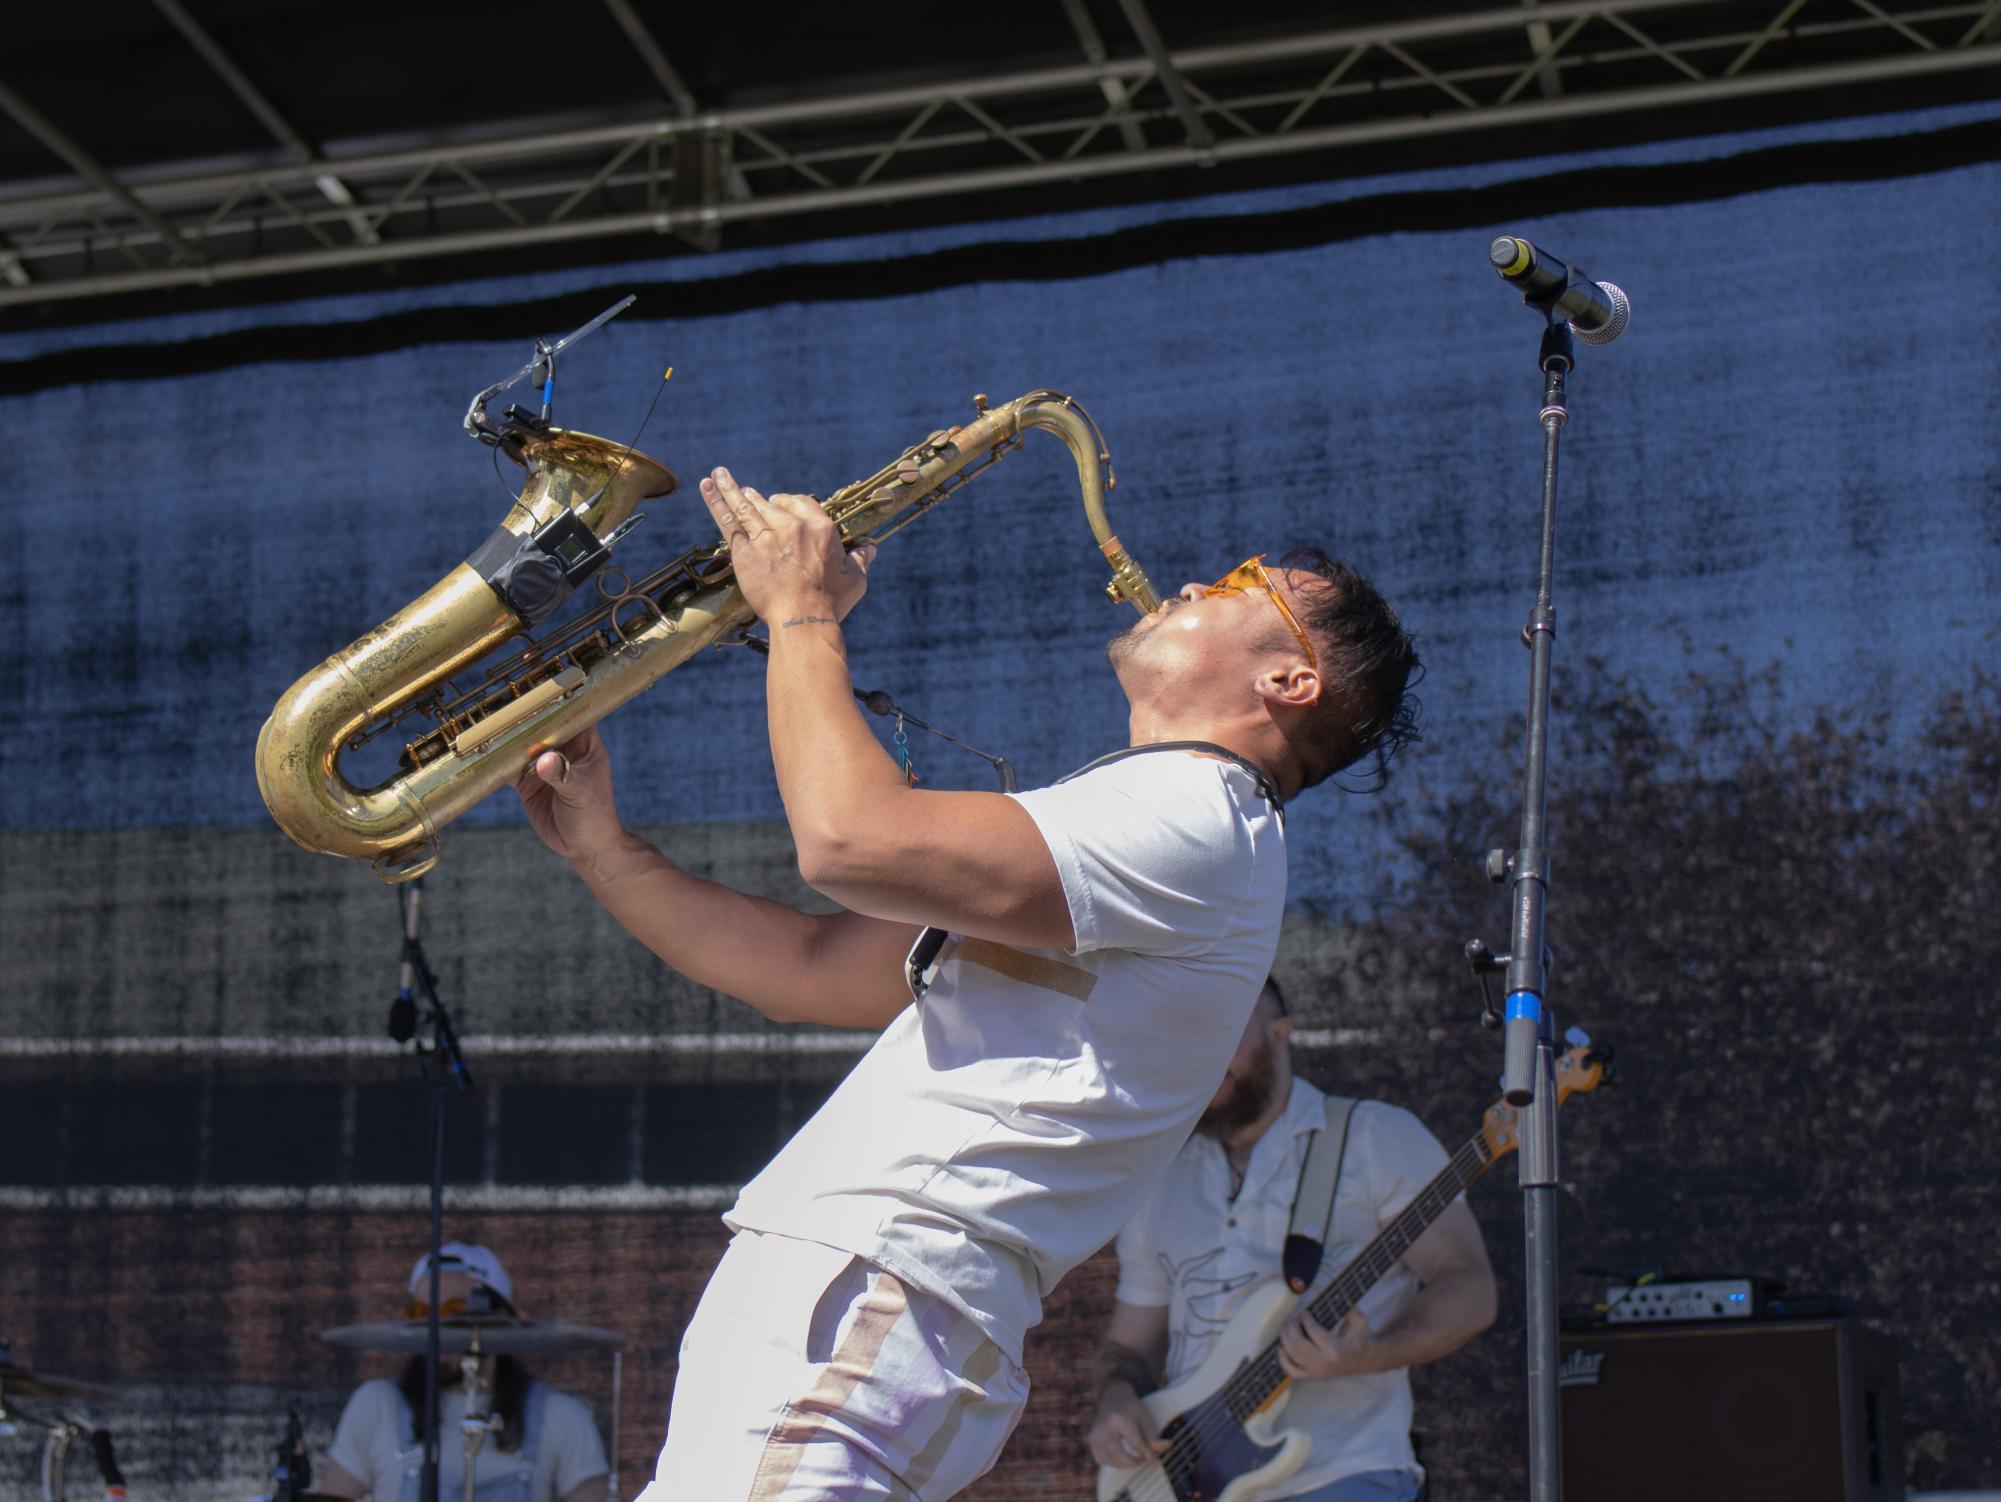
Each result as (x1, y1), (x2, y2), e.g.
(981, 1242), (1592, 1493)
(37, 1414), (116, 1502)
(38, 1417), (74, 1502)
(457, 1336), (504, 1502)
(389, 877), (475, 1502)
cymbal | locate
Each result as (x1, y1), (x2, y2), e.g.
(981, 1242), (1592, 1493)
(0, 1363), (118, 1402)
(320, 1318), (624, 1356)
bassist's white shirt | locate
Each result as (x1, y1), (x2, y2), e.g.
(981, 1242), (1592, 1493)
(1114, 1081), (1450, 1495)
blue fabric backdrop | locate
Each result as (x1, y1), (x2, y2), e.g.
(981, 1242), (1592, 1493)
(3, 102), (1997, 913)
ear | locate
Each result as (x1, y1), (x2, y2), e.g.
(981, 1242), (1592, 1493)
(1254, 661), (1323, 712)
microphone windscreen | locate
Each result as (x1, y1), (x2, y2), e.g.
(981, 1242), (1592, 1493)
(1575, 283), (1630, 346)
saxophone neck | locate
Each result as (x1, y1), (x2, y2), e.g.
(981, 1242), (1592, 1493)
(1010, 392), (1163, 616)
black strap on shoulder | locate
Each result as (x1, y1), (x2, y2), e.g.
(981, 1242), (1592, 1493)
(1282, 1095), (1358, 1294)
(1058, 739), (1285, 817)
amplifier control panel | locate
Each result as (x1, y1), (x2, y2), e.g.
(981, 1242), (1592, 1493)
(1605, 1279), (1756, 1323)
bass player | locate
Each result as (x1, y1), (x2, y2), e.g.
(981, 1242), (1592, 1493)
(1087, 979), (1497, 1502)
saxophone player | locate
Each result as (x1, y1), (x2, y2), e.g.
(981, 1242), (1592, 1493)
(513, 467), (1420, 1501)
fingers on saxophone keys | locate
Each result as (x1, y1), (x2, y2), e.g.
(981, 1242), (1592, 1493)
(737, 484), (779, 538)
(698, 472), (747, 538)
(768, 491), (828, 526)
(706, 468), (770, 541)
(526, 749), (571, 788)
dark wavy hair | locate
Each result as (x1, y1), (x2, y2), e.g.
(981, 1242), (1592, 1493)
(1277, 546), (1423, 792)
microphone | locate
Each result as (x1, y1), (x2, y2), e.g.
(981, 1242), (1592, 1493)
(1489, 236), (1629, 345)
(272, 1408), (312, 1499)
(388, 879), (423, 1043)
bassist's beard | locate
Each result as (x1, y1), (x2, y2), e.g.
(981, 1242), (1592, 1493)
(1197, 1032), (1280, 1141)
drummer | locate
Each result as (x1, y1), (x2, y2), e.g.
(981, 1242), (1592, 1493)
(319, 1242), (610, 1502)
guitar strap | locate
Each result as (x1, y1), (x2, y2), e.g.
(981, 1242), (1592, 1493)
(1282, 1093), (1358, 1294)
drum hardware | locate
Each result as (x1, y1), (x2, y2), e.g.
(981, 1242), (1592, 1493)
(456, 1335), (501, 1502)
(266, 1408), (312, 1502)
(246, 1408), (364, 1502)
(40, 1418), (79, 1502)
(319, 1317), (625, 1356)
(20, 1415), (122, 1502)
(320, 1315), (627, 1498)
(0, 1340), (118, 1404)
(1, 1340), (124, 1502)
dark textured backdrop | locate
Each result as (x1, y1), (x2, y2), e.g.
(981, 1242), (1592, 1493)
(3, 99), (1998, 1499)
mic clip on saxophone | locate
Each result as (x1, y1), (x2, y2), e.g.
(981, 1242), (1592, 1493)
(463, 294), (638, 445)
(462, 297), (653, 625)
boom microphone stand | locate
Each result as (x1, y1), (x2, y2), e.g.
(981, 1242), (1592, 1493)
(1467, 235), (1629, 1502)
(389, 878), (475, 1502)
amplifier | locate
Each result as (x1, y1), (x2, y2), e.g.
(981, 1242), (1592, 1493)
(1605, 1277), (1756, 1323)
(1560, 1319), (1904, 1501)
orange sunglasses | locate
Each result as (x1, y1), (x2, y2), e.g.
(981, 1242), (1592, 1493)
(1209, 554), (1318, 671)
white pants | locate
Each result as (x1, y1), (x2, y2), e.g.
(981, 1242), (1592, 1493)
(638, 1230), (1029, 1501)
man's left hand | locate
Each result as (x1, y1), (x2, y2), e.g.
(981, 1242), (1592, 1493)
(698, 466), (875, 625)
(1276, 1308), (1383, 1380)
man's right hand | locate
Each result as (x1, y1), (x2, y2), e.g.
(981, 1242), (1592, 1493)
(1087, 1380), (1170, 1471)
(513, 727), (627, 871)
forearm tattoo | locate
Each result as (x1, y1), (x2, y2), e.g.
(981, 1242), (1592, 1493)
(778, 615), (838, 629)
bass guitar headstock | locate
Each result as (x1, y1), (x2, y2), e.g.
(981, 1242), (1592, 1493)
(1478, 1039), (1613, 1160)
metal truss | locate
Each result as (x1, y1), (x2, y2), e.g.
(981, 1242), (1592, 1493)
(1, 0), (1996, 308)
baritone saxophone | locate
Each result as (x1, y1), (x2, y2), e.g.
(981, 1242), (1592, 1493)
(255, 387), (1161, 883)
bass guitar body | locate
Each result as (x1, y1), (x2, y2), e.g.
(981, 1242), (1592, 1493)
(1096, 1275), (1310, 1502)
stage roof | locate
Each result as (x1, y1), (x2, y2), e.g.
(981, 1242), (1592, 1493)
(2, 0), (1996, 318)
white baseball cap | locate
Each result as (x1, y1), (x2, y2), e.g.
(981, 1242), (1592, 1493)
(408, 1241), (514, 1308)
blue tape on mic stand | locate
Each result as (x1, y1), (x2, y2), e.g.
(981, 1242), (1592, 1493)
(1505, 990), (1543, 1024)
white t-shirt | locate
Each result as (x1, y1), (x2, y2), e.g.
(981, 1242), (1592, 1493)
(1114, 1081), (1452, 1496)
(327, 1378), (609, 1502)
(728, 749), (1288, 1361)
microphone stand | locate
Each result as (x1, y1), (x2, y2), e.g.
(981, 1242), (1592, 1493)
(390, 878), (474, 1502)
(1468, 310), (1579, 1502)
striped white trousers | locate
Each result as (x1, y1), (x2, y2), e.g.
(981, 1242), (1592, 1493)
(638, 1229), (1029, 1501)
